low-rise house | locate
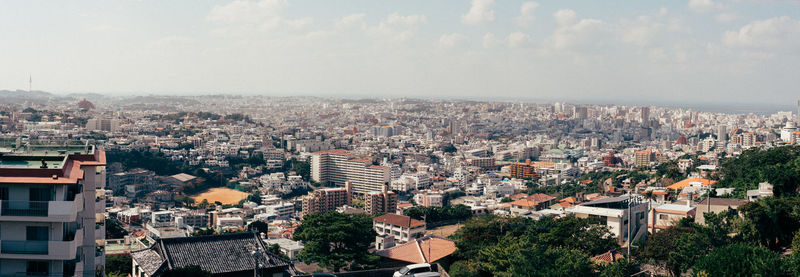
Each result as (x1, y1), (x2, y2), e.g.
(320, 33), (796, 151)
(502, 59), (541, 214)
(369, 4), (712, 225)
(747, 182), (773, 202)
(373, 213), (426, 244)
(649, 202), (696, 232)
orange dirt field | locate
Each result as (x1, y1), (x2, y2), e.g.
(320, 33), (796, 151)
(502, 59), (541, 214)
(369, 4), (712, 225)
(191, 187), (249, 205)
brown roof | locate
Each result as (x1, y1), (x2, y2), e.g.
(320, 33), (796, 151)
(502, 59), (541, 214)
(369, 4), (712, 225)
(373, 213), (425, 228)
(375, 235), (456, 263)
(591, 250), (624, 265)
(697, 197), (748, 207)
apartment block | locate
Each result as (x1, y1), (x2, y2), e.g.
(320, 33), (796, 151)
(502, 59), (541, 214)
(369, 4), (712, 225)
(300, 182), (352, 217)
(364, 186), (397, 215)
(372, 214), (426, 244)
(509, 159), (539, 180)
(0, 144), (106, 277)
(310, 150), (390, 195)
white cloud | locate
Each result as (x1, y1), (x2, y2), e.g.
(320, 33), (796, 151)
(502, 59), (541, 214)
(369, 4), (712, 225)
(515, 2), (539, 27)
(688, 0), (723, 13)
(336, 13), (367, 28)
(207, 0), (286, 24)
(384, 13), (428, 26)
(206, 0), (312, 36)
(549, 10), (604, 50)
(554, 9), (577, 26)
(715, 13), (739, 23)
(462, 0), (495, 25)
(437, 33), (469, 48)
(723, 16), (800, 48)
(508, 32), (531, 48)
(482, 32), (500, 48)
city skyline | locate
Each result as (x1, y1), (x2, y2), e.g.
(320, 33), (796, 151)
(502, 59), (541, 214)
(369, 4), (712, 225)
(1, 0), (800, 104)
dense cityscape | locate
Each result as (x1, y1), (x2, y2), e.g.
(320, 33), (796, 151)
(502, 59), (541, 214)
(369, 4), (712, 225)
(1, 91), (800, 276)
(3, 0), (800, 276)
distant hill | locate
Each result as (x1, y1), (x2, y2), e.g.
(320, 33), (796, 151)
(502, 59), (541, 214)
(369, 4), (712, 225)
(0, 90), (57, 104)
(0, 89), (53, 98)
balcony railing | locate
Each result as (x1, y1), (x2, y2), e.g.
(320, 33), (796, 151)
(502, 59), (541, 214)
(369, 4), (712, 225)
(0, 194), (82, 221)
(0, 201), (49, 216)
(0, 229), (82, 259)
(0, 240), (48, 254)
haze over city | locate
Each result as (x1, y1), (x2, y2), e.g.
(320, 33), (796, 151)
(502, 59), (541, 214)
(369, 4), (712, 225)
(2, 0), (799, 105)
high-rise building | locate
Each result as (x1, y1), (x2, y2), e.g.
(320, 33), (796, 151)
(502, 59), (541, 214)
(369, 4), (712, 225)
(640, 107), (650, 125)
(574, 106), (588, 120)
(364, 185), (398, 215)
(634, 150), (653, 167)
(311, 150), (390, 195)
(85, 118), (120, 132)
(716, 125), (728, 141)
(0, 143), (106, 277)
(300, 182), (352, 216)
(796, 100), (800, 124)
(509, 160), (539, 180)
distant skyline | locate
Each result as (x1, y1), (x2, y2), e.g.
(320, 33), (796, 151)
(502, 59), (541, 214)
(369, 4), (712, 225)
(1, 0), (799, 104)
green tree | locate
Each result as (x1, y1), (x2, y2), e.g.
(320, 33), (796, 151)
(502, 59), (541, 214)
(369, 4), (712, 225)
(105, 218), (128, 239)
(738, 196), (800, 250)
(293, 212), (377, 272)
(248, 221), (269, 234)
(506, 246), (596, 277)
(693, 243), (782, 277)
(162, 265), (212, 277)
(599, 258), (640, 277)
(449, 260), (483, 277)
(105, 254), (132, 276)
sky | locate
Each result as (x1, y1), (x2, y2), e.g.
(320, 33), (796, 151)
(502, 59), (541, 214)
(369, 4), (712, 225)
(1, 0), (799, 105)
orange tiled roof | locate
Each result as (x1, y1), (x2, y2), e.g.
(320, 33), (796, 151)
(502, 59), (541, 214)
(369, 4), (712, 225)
(667, 178), (716, 190)
(375, 235), (456, 263)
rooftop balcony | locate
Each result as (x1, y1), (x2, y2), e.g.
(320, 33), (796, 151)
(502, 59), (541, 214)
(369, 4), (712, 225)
(0, 193), (83, 222)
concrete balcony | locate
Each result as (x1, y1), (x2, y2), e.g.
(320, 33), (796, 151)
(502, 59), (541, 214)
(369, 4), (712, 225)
(0, 228), (83, 260)
(0, 193), (83, 222)
(95, 197), (105, 214)
(95, 224), (106, 241)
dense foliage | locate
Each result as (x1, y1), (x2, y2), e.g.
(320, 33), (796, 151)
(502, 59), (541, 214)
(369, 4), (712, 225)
(105, 218), (128, 239)
(293, 211), (378, 272)
(448, 215), (618, 276)
(404, 204), (472, 223)
(717, 145), (800, 197)
(105, 254), (132, 277)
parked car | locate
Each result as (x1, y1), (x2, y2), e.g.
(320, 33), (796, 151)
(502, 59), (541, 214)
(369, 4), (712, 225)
(411, 273), (440, 277)
(394, 263), (433, 277)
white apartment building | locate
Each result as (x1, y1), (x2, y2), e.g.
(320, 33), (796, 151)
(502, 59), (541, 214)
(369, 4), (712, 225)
(372, 214), (426, 244)
(569, 195), (648, 246)
(311, 150), (390, 195)
(0, 144), (106, 277)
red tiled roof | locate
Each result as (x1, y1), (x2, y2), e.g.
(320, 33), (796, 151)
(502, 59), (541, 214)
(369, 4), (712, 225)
(373, 213), (425, 228)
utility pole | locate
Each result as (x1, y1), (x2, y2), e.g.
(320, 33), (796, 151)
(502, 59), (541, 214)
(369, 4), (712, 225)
(627, 192), (632, 260)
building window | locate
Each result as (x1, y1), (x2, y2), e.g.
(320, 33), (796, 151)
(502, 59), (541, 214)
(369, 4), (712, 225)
(26, 226), (49, 241)
(27, 261), (49, 276)
(659, 214), (668, 220)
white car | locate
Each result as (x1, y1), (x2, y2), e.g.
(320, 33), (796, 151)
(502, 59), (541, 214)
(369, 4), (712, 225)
(393, 263), (433, 277)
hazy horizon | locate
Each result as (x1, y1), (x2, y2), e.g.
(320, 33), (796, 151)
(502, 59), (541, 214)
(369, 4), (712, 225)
(2, 0), (799, 105)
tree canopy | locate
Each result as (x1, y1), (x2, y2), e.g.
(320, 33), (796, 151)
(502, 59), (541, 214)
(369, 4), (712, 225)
(293, 211), (377, 272)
